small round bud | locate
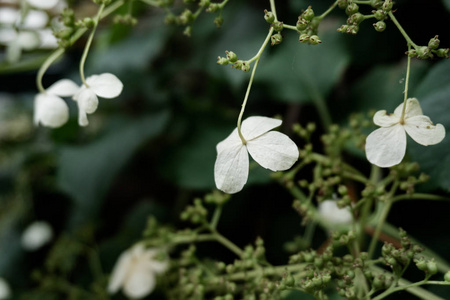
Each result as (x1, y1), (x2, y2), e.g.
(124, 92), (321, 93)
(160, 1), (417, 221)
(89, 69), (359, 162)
(302, 6), (315, 21)
(373, 21), (386, 32)
(338, 0), (348, 9)
(371, 0), (383, 8)
(264, 10), (275, 23)
(346, 3), (359, 15)
(427, 261), (438, 275)
(226, 51), (237, 62)
(271, 32), (283, 45)
(309, 35), (321, 45)
(299, 33), (310, 43)
(434, 48), (450, 58)
(296, 18), (308, 31)
(444, 271), (450, 282)
(272, 21), (284, 32)
(214, 15), (223, 27)
(374, 9), (386, 20)
(428, 35), (440, 49)
(207, 3), (219, 12)
(382, 0), (393, 12)
(241, 62), (251, 72)
(416, 46), (433, 59)
(415, 258), (428, 271)
(348, 13), (364, 25)
(217, 57), (229, 65)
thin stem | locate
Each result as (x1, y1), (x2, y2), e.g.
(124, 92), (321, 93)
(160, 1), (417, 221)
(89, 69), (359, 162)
(79, 4), (105, 86)
(317, 1), (338, 20)
(400, 45), (412, 123)
(269, 0), (278, 21)
(283, 24), (298, 31)
(236, 27), (274, 144)
(36, 48), (65, 93)
(211, 229), (244, 257)
(210, 205), (223, 230)
(388, 11), (418, 48)
(392, 193), (450, 203)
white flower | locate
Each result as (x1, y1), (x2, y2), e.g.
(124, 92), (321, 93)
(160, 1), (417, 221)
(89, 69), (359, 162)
(34, 79), (79, 128)
(214, 116), (299, 194)
(108, 244), (168, 299)
(73, 73), (123, 126)
(0, 277), (11, 300)
(26, 0), (59, 10)
(318, 200), (352, 225)
(365, 98), (445, 168)
(21, 221), (53, 251)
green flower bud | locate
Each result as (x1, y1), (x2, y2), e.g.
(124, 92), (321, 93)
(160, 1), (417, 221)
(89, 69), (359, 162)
(373, 274), (384, 289)
(207, 3), (219, 13)
(428, 35), (440, 49)
(427, 261), (438, 275)
(373, 21), (386, 32)
(337, 25), (349, 33)
(272, 21), (284, 32)
(299, 33), (310, 43)
(406, 49), (417, 57)
(374, 9), (386, 20)
(241, 61), (251, 72)
(382, 0), (393, 12)
(302, 6), (315, 21)
(346, 3), (359, 15)
(296, 18), (308, 31)
(371, 0), (383, 8)
(338, 0), (348, 9)
(179, 9), (194, 25)
(225, 51), (237, 62)
(309, 35), (321, 45)
(271, 33), (283, 45)
(444, 271), (450, 282)
(415, 258), (428, 271)
(214, 15), (223, 27)
(264, 9), (275, 23)
(416, 46), (433, 59)
(347, 13), (364, 25)
(434, 48), (450, 58)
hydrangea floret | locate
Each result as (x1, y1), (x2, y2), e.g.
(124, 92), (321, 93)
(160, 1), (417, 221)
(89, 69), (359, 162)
(318, 200), (352, 225)
(108, 243), (169, 299)
(73, 73), (123, 126)
(365, 98), (445, 168)
(214, 116), (299, 194)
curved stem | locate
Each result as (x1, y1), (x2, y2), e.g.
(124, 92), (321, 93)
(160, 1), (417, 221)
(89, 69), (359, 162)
(36, 48), (65, 93)
(388, 11), (418, 48)
(236, 27), (274, 144)
(317, 1), (338, 20)
(79, 4), (105, 87)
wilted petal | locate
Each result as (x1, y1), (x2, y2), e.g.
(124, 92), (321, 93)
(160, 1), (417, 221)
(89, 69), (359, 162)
(76, 88), (99, 114)
(123, 263), (156, 299)
(241, 116), (282, 140)
(404, 115), (445, 146)
(247, 131), (298, 171)
(27, 0), (59, 9)
(108, 249), (132, 294)
(365, 125), (406, 168)
(393, 98), (423, 118)
(214, 143), (249, 194)
(47, 79), (79, 97)
(86, 73), (123, 98)
(34, 93), (69, 128)
(373, 110), (400, 127)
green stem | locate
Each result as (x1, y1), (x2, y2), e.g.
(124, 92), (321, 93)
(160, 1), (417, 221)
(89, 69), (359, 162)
(400, 44), (412, 123)
(392, 193), (450, 203)
(79, 3), (105, 86)
(211, 229), (244, 257)
(388, 11), (418, 48)
(236, 27), (274, 144)
(317, 1), (338, 20)
(367, 196), (394, 259)
(210, 205), (223, 230)
(269, 0), (278, 21)
(283, 24), (298, 31)
(36, 48), (65, 93)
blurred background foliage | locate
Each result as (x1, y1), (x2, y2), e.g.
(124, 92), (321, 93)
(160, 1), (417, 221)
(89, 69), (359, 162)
(1, 0), (450, 299)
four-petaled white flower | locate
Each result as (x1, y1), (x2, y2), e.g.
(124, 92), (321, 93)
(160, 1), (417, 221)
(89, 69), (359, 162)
(214, 116), (299, 194)
(365, 98), (445, 168)
(108, 244), (169, 299)
(21, 221), (53, 251)
(73, 73), (123, 126)
(318, 200), (352, 225)
(34, 79), (79, 128)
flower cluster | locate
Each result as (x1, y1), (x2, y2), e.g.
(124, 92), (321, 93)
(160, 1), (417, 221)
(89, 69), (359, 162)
(108, 243), (169, 299)
(214, 116), (299, 193)
(34, 73), (123, 127)
(365, 98), (445, 168)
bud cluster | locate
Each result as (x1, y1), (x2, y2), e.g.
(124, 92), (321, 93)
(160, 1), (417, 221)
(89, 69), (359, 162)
(406, 36), (449, 59)
(296, 7), (322, 45)
(53, 9), (77, 48)
(217, 51), (251, 72)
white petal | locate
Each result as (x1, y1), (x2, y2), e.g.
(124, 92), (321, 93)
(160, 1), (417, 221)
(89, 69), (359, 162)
(404, 115), (445, 146)
(34, 93), (69, 128)
(393, 98), (423, 118)
(76, 88), (98, 114)
(47, 79), (79, 97)
(216, 128), (241, 154)
(0, 8), (19, 25)
(241, 116), (282, 140)
(108, 249), (133, 295)
(214, 143), (249, 194)
(86, 73), (123, 98)
(6, 39), (22, 63)
(318, 200), (352, 224)
(20, 10), (48, 29)
(77, 108), (89, 127)
(373, 110), (400, 127)
(38, 28), (58, 49)
(123, 263), (156, 299)
(17, 31), (40, 50)
(0, 277), (11, 299)
(144, 249), (169, 274)
(246, 131), (298, 171)
(27, 0), (59, 9)
(21, 221), (53, 251)
(365, 125), (406, 168)
(0, 28), (18, 44)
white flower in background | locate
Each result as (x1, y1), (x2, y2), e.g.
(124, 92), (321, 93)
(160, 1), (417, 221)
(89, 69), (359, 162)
(73, 73), (123, 126)
(318, 200), (352, 225)
(365, 98), (445, 168)
(5, 30), (40, 63)
(21, 221), (53, 251)
(26, 0), (59, 10)
(0, 277), (11, 300)
(214, 116), (299, 194)
(108, 244), (169, 299)
(0, 7), (19, 25)
(34, 79), (79, 128)
(18, 10), (48, 29)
